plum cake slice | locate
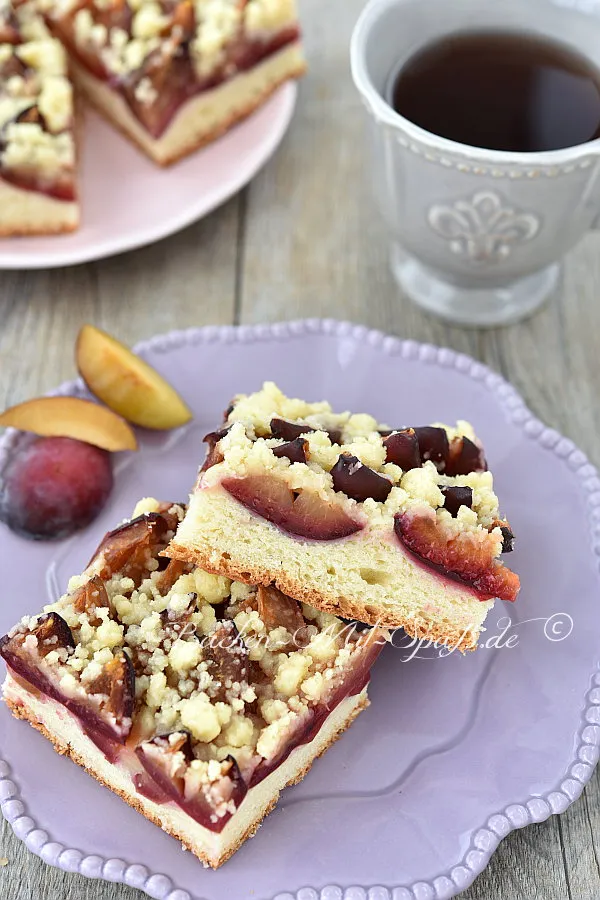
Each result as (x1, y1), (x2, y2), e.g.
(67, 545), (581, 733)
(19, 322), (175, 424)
(0, 0), (78, 235)
(0, 498), (386, 868)
(43, 0), (306, 166)
(168, 382), (521, 652)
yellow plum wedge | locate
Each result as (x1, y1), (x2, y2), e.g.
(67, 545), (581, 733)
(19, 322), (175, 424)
(0, 397), (137, 451)
(76, 325), (193, 430)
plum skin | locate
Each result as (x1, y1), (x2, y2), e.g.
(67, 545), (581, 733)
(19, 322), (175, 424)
(0, 436), (114, 540)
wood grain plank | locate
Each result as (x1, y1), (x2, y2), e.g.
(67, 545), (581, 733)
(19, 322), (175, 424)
(0, 198), (239, 411)
(92, 198), (240, 343)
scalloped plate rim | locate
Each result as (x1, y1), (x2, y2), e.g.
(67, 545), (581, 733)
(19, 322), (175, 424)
(0, 317), (598, 900)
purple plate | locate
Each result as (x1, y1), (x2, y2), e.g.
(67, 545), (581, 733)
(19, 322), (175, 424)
(1, 320), (599, 900)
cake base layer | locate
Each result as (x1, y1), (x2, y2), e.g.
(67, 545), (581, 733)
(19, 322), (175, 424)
(3, 673), (367, 868)
(169, 488), (493, 651)
(0, 178), (78, 237)
(71, 42), (306, 166)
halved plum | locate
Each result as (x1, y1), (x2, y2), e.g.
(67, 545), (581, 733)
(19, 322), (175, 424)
(136, 730), (193, 794)
(395, 508), (520, 602)
(330, 454), (392, 503)
(250, 624), (387, 786)
(122, 42), (196, 138)
(222, 474), (363, 541)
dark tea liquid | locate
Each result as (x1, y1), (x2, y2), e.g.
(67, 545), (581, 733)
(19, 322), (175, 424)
(391, 31), (600, 152)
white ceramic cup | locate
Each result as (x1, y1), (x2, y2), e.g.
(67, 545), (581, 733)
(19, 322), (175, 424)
(351, 0), (600, 326)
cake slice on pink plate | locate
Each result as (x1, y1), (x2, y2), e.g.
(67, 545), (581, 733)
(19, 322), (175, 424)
(44, 0), (306, 165)
(0, 0), (78, 235)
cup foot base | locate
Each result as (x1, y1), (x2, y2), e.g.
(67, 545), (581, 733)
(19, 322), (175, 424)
(391, 246), (560, 327)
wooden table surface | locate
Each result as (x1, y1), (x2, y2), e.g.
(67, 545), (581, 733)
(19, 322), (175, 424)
(2, 1), (600, 897)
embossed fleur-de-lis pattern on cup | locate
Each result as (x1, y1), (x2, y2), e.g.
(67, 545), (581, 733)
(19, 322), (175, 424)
(428, 191), (541, 264)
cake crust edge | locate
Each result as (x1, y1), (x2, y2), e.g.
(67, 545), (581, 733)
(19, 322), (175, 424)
(167, 541), (480, 652)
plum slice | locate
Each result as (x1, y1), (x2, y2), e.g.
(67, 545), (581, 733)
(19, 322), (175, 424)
(414, 427), (450, 471)
(383, 428), (421, 470)
(71, 575), (114, 625)
(440, 486), (473, 517)
(446, 435), (487, 476)
(90, 512), (170, 585)
(222, 474), (362, 541)
(0, 23), (20, 44)
(136, 730), (194, 792)
(87, 651), (135, 729)
(489, 519), (515, 553)
(154, 558), (190, 595)
(270, 417), (316, 441)
(272, 437), (309, 464)
(159, 591), (197, 643)
(331, 454), (392, 503)
(257, 584), (306, 636)
(201, 426), (231, 472)
(15, 105), (47, 128)
(0, 612), (75, 662)
(205, 620), (249, 700)
(395, 508), (520, 602)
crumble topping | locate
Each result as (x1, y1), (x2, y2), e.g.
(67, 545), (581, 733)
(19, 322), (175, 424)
(49, 0), (299, 86)
(3, 498), (385, 812)
(202, 382), (503, 540)
(0, 2), (75, 181)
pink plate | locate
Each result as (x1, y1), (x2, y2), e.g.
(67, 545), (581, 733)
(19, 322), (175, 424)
(1, 320), (600, 900)
(0, 85), (296, 270)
